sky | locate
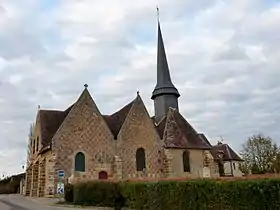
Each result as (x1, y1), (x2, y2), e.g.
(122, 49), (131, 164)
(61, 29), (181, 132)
(0, 0), (280, 176)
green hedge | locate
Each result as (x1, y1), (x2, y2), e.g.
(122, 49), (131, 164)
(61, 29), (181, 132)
(64, 184), (73, 203)
(73, 181), (123, 207)
(65, 179), (280, 209)
(0, 176), (22, 194)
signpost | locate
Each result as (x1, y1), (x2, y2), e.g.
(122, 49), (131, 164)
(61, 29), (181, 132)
(57, 170), (65, 201)
(57, 182), (65, 194)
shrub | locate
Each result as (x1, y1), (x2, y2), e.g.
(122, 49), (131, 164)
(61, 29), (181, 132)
(73, 181), (120, 207)
(0, 176), (21, 194)
(64, 184), (74, 203)
(120, 179), (280, 210)
(68, 178), (280, 209)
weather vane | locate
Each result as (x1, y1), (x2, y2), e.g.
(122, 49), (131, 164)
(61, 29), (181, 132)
(218, 135), (224, 143)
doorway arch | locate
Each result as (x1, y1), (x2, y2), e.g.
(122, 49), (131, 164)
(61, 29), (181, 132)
(98, 171), (108, 180)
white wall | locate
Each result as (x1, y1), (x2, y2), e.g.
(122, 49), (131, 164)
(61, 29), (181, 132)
(224, 161), (243, 177)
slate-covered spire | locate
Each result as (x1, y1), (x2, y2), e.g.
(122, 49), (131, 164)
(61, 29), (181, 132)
(151, 22), (180, 98)
(152, 8), (180, 123)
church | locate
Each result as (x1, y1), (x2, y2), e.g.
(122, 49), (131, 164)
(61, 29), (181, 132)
(24, 20), (243, 197)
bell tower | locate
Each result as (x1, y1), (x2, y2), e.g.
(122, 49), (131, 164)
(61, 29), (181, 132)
(151, 9), (180, 123)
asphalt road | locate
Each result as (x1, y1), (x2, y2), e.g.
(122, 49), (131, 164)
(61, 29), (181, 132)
(0, 194), (110, 210)
(0, 194), (52, 210)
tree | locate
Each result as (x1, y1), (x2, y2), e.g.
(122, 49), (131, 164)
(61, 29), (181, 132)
(239, 162), (250, 175)
(240, 133), (278, 174)
(272, 153), (280, 173)
(26, 123), (35, 166)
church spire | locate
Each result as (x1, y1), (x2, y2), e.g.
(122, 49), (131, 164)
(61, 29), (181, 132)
(151, 8), (180, 122)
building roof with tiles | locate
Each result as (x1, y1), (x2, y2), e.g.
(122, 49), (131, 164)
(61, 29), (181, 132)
(210, 142), (243, 161)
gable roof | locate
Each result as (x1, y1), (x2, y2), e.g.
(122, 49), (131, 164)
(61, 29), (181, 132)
(198, 133), (212, 147)
(38, 92), (135, 148)
(103, 100), (134, 139)
(39, 104), (74, 148)
(155, 116), (167, 139)
(211, 143), (243, 161)
(164, 108), (211, 150)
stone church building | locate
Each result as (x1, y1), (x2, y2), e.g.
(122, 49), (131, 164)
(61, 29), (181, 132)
(24, 21), (242, 197)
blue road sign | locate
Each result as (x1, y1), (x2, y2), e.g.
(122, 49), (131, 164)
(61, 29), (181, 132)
(58, 170), (65, 178)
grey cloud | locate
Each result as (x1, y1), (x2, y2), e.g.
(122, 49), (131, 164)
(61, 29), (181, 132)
(0, 30), (45, 60)
(213, 45), (250, 61)
(0, 5), (6, 13)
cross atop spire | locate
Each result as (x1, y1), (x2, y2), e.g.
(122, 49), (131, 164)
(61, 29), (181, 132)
(156, 6), (160, 22)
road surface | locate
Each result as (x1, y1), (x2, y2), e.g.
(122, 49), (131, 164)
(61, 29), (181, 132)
(0, 194), (111, 210)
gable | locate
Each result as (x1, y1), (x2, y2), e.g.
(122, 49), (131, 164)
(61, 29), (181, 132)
(117, 94), (161, 145)
(39, 107), (72, 148)
(164, 109), (188, 148)
(211, 144), (243, 161)
(164, 108), (211, 149)
(51, 88), (114, 149)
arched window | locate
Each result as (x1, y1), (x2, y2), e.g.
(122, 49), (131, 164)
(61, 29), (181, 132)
(183, 150), (191, 172)
(75, 152), (85, 172)
(136, 148), (146, 171)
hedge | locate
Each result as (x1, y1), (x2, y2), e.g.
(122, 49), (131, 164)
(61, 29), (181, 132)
(73, 181), (124, 207)
(64, 184), (73, 203)
(65, 179), (280, 209)
(0, 176), (22, 194)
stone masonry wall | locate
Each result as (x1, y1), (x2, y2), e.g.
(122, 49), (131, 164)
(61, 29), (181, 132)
(117, 95), (164, 179)
(24, 110), (42, 196)
(51, 89), (115, 193)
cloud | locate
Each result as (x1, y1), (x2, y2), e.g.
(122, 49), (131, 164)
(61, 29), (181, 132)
(0, 0), (280, 176)
(213, 44), (250, 61)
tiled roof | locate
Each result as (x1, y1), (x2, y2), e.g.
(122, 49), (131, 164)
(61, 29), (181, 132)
(38, 98), (134, 148)
(39, 104), (74, 148)
(155, 116), (166, 139)
(198, 133), (212, 147)
(164, 108), (211, 150)
(103, 100), (134, 139)
(211, 143), (243, 161)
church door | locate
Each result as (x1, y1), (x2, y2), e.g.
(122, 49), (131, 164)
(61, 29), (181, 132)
(98, 171), (108, 180)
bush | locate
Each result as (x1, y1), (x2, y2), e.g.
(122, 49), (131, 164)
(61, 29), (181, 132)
(66, 178), (280, 209)
(73, 181), (120, 207)
(0, 176), (21, 194)
(120, 179), (280, 210)
(64, 184), (73, 203)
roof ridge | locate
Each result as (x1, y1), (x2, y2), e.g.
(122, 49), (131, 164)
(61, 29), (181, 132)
(210, 143), (243, 161)
(155, 115), (166, 126)
(198, 133), (212, 147)
(39, 109), (64, 112)
(212, 143), (225, 148)
(225, 144), (233, 160)
(164, 109), (211, 149)
(173, 109), (198, 134)
(155, 116), (167, 139)
(110, 99), (135, 117)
